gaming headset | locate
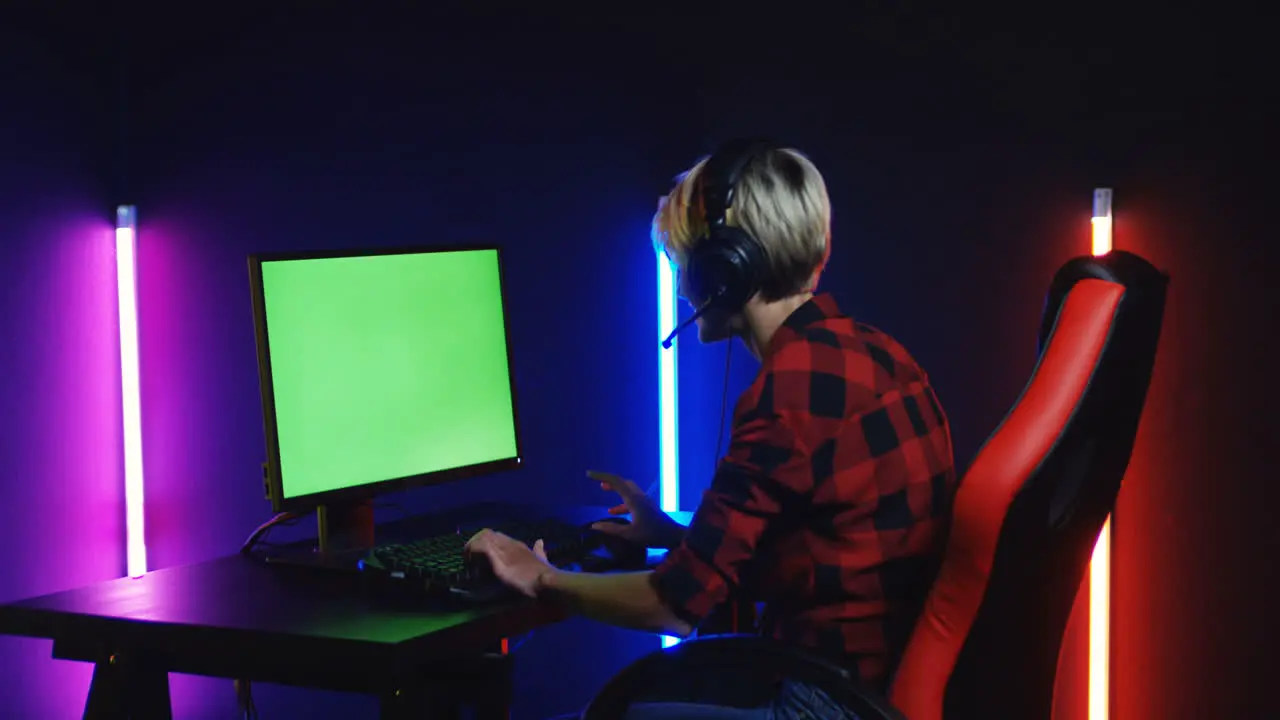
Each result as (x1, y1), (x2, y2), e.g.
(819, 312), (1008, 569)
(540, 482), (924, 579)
(660, 138), (778, 349)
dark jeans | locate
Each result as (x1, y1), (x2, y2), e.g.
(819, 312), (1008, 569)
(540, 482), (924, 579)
(553, 680), (861, 720)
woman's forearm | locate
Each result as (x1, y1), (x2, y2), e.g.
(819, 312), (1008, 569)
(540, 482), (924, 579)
(540, 569), (692, 637)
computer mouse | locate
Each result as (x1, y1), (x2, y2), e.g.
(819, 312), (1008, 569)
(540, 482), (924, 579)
(590, 517), (632, 528)
(582, 518), (648, 571)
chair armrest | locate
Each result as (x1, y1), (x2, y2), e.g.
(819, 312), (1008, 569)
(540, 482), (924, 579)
(582, 634), (906, 720)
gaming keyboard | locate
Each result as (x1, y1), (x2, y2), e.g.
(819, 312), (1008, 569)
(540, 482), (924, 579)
(359, 518), (607, 603)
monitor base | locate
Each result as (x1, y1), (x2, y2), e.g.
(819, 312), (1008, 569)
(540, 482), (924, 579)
(259, 545), (367, 572)
(257, 498), (374, 571)
(317, 498), (375, 555)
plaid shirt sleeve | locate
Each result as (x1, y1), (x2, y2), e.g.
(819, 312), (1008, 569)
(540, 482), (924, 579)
(650, 384), (814, 629)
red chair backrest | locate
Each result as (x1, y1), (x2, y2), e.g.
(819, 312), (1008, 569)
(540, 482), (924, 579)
(889, 251), (1168, 720)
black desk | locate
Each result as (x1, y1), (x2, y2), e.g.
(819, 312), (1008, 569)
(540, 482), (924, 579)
(0, 553), (565, 718)
(0, 503), (629, 719)
(0, 504), (693, 719)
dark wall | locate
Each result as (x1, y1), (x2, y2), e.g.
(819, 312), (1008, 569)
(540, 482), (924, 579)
(121, 6), (696, 718)
(0, 19), (121, 719)
(0, 2), (1272, 717)
(680, 11), (1273, 717)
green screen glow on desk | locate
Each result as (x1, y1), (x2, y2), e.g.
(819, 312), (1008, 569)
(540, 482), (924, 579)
(260, 249), (518, 499)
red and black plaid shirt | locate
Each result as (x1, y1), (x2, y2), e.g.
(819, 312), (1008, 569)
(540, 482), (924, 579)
(651, 293), (956, 688)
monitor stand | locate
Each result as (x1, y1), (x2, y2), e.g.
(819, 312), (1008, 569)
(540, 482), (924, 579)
(317, 499), (375, 556)
(261, 498), (375, 571)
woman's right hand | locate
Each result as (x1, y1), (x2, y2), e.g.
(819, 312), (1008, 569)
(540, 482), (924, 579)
(588, 470), (688, 550)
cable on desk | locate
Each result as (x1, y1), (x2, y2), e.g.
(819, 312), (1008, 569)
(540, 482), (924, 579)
(239, 512), (302, 555)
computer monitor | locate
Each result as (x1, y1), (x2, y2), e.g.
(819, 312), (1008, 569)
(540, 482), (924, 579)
(248, 245), (522, 514)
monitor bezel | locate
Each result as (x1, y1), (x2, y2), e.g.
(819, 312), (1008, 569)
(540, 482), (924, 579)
(248, 243), (524, 513)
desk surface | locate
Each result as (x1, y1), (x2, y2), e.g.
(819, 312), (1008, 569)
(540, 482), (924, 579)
(0, 503), (683, 685)
(0, 502), (691, 681)
(0, 548), (565, 692)
(0, 553), (548, 646)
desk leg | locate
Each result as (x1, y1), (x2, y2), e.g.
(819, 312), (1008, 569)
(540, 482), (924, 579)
(84, 661), (125, 719)
(83, 658), (172, 720)
(380, 640), (512, 720)
(473, 695), (511, 720)
(380, 687), (459, 720)
(471, 640), (512, 720)
(128, 670), (172, 720)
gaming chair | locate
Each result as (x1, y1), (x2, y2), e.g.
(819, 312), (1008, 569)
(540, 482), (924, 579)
(582, 249), (1168, 719)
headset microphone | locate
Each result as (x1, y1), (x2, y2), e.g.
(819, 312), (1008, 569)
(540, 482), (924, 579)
(660, 313), (697, 350)
(661, 290), (724, 349)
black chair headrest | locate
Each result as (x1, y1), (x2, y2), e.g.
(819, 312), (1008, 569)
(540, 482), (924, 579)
(1039, 250), (1168, 353)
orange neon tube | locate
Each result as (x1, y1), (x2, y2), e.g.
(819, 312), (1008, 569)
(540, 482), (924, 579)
(1089, 188), (1113, 720)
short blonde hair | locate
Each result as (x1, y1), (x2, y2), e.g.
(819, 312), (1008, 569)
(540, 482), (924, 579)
(652, 147), (832, 301)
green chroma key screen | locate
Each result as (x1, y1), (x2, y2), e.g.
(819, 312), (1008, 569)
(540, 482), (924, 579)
(258, 249), (519, 500)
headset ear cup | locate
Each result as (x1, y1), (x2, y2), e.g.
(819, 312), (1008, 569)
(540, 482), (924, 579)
(684, 239), (726, 308)
(709, 226), (765, 310)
